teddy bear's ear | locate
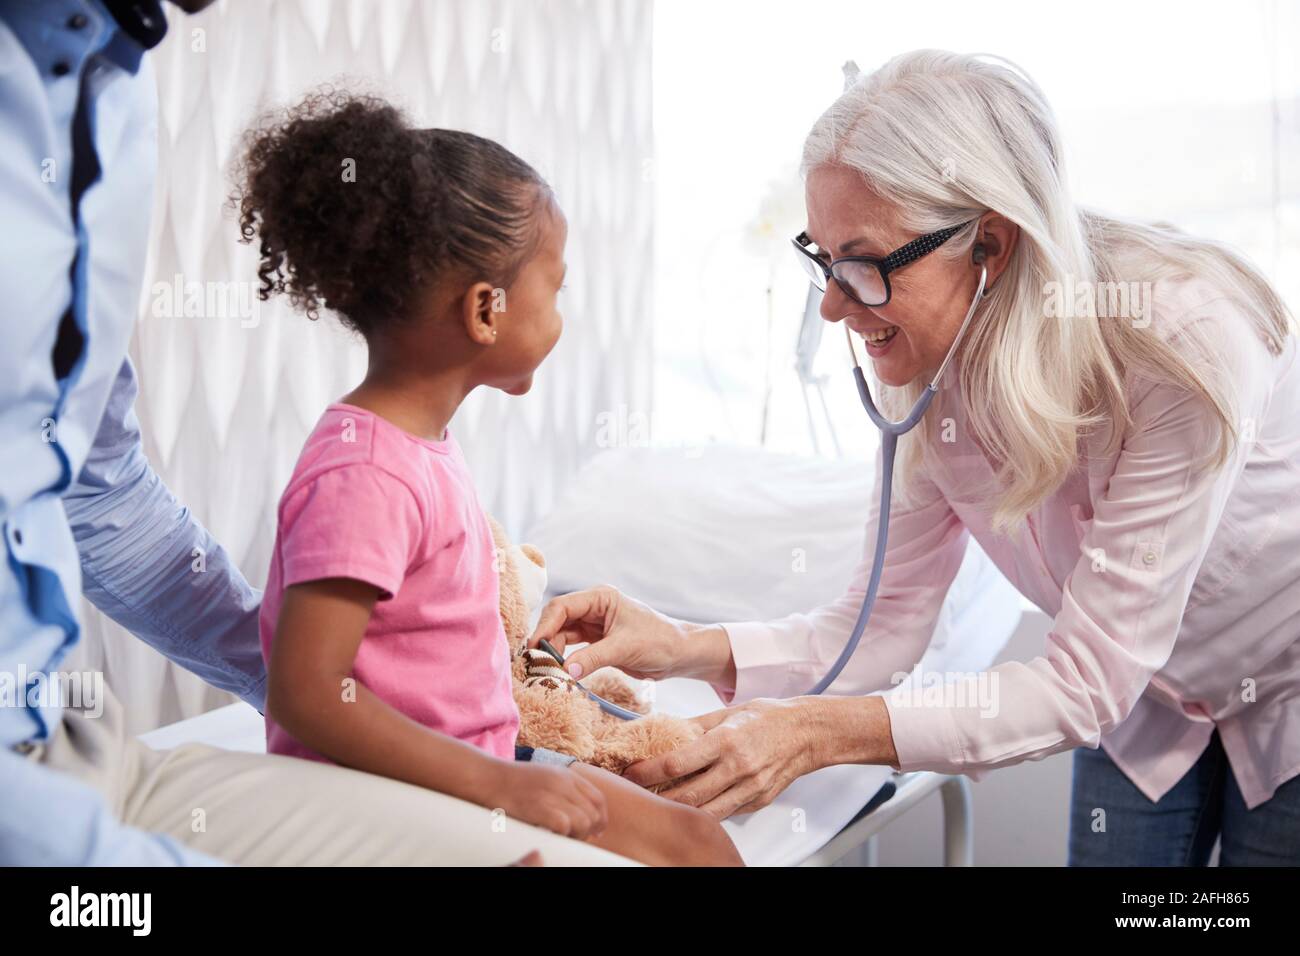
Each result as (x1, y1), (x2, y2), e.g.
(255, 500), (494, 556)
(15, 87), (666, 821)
(512, 544), (547, 614)
(486, 514), (509, 550)
(519, 544), (546, 569)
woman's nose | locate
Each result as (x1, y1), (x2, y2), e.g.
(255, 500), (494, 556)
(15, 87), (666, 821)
(819, 282), (848, 323)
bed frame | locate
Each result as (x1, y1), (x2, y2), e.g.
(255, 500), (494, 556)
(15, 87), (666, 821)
(799, 772), (973, 867)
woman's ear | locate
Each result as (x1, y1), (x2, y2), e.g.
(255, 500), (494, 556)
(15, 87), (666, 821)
(975, 212), (1020, 289)
(461, 280), (501, 346)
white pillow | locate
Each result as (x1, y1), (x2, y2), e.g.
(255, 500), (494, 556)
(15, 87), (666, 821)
(526, 444), (1020, 674)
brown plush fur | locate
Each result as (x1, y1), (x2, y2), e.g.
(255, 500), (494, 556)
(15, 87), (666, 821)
(489, 517), (701, 786)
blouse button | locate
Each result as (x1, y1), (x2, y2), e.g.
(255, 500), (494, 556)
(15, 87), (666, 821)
(1143, 551), (1157, 565)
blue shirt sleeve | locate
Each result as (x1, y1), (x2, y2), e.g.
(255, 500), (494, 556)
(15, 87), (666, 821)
(1, 747), (226, 866)
(0, 0), (262, 867)
(63, 358), (268, 711)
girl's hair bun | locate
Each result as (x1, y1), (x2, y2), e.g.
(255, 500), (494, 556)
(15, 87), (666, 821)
(233, 86), (553, 336)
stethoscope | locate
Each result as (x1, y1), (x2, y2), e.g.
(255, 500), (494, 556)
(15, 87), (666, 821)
(541, 253), (990, 718)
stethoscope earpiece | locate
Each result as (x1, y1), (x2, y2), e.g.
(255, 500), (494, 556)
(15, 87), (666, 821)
(973, 244), (994, 296)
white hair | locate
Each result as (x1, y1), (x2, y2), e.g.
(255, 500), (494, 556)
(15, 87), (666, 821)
(801, 49), (1294, 533)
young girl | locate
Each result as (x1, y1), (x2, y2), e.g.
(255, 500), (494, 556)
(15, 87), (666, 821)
(235, 90), (740, 867)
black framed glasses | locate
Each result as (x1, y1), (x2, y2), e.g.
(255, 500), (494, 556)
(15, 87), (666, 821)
(792, 221), (971, 307)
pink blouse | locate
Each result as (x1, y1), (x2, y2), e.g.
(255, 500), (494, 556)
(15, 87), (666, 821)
(721, 277), (1300, 809)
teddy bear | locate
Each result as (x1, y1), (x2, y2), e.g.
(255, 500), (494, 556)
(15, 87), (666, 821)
(488, 516), (702, 785)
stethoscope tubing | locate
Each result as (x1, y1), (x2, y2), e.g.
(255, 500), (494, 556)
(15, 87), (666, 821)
(548, 264), (989, 717)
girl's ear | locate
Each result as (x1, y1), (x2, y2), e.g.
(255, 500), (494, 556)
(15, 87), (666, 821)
(462, 280), (501, 346)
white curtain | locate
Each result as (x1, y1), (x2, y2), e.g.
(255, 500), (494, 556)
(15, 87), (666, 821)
(74, 0), (655, 734)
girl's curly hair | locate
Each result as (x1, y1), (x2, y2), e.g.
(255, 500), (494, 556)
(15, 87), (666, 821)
(232, 87), (553, 336)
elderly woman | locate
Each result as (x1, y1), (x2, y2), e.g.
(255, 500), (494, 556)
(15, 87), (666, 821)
(532, 50), (1300, 866)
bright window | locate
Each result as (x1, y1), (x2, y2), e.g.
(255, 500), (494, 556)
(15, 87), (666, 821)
(652, 0), (1300, 458)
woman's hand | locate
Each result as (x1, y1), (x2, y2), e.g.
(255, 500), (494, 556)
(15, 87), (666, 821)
(528, 586), (735, 686)
(623, 696), (899, 818)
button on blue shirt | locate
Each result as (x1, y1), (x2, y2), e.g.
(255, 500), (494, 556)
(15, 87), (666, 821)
(1, 0), (266, 865)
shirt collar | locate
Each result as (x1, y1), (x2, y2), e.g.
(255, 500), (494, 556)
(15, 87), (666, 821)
(94, 0), (168, 73)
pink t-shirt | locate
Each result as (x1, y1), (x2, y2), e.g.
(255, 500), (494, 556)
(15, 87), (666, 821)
(259, 403), (520, 763)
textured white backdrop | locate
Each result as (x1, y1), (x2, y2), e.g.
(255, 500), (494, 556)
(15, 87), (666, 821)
(74, 0), (655, 732)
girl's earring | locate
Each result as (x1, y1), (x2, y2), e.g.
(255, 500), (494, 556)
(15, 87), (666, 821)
(491, 330), (498, 338)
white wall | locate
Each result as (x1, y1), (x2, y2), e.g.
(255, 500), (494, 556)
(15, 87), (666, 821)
(651, 0), (1300, 457)
(77, 0), (655, 733)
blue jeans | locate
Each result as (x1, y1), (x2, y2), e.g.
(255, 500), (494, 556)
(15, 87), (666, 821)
(1068, 730), (1300, 865)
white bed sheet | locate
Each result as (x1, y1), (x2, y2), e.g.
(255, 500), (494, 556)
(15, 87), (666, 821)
(651, 536), (1018, 866)
(140, 444), (1023, 866)
(525, 444), (1024, 864)
(136, 651), (965, 867)
(139, 543), (1016, 866)
(137, 693), (892, 867)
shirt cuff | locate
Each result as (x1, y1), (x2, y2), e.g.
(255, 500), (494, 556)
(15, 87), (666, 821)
(717, 620), (821, 704)
(883, 688), (967, 774)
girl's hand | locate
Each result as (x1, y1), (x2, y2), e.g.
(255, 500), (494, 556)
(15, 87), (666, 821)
(271, 580), (610, 838)
(529, 586), (735, 686)
(489, 763), (609, 840)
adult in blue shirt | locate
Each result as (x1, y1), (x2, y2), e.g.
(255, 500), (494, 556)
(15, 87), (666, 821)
(0, 0), (629, 866)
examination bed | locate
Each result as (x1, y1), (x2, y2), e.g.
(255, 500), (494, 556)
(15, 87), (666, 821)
(140, 444), (1022, 866)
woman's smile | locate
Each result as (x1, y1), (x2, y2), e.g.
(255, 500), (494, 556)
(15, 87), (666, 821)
(860, 324), (900, 351)
(847, 319), (903, 357)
